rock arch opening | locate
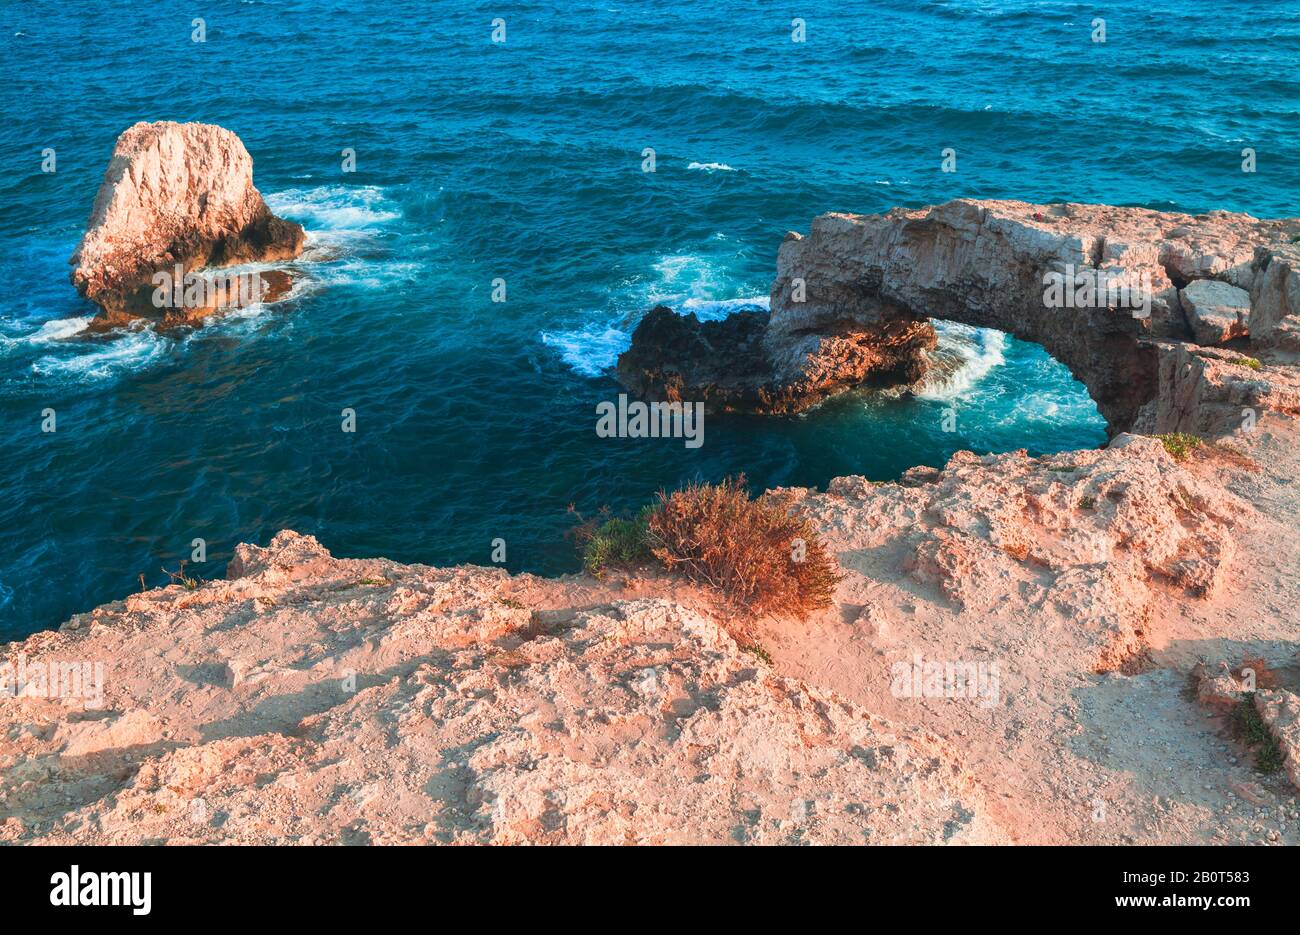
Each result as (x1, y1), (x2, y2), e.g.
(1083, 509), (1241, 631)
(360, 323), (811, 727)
(619, 199), (1300, 440)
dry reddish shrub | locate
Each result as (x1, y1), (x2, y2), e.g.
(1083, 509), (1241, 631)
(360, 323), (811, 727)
(646, 475), (842, 618)
(1238, 656), (1279, 690)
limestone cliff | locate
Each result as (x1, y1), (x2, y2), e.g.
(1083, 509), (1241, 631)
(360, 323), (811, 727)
(3, 416), (1299, 845)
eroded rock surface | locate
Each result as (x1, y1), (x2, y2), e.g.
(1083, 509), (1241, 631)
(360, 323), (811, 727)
(0, 532), (1003, 845)
(1133, 342), (1300, 437)
(70, 121), (305, 327)
(617, 305), (934, 413)
(783, 434), (1241, 673)
(1180, 280), (1251, 346)
(1251, 243), (1300, 353)
(621, 200), (1300, 433)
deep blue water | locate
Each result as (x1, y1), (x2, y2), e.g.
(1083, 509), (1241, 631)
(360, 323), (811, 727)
(1, 0), (1297, 638)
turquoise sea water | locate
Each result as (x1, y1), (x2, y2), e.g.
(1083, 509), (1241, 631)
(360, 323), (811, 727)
(1, 0), (1297, 638)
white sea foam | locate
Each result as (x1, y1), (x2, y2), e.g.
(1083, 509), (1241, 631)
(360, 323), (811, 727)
(680, 295), (768, 317)
(687, 161), (735, 172)
(646, 252), (739, 304)
(30, 327), (173, 381)
(310, 258), (423, 291)
(992, 361), (1097, 427)
(540, 325), (630, 377)
(265, 185), (400, 230)
(914, 321), (1008, 401)
(266, 185), (414, 291)
(28, 316), (91, 342)
(544, 251), (767, 377)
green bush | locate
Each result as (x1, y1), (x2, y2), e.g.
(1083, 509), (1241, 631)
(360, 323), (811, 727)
(1232, 694), (1284, 775)
(1155, 432), (1202, 462)
(578, 509), (655, 577)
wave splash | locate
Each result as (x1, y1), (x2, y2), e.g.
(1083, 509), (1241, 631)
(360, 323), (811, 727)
(541, 251), (768, 377)
(265, 185), (401, 231)
(915, 321), (1008, 401)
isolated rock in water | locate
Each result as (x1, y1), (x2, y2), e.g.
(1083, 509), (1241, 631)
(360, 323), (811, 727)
(1250, 243), (1300, 352)
(69, 121), (305, 325)
(1180, 280), (1251, 345)
(617, 305), (934, 414)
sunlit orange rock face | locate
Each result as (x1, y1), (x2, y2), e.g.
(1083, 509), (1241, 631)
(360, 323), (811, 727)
(70, 121), (304, 327)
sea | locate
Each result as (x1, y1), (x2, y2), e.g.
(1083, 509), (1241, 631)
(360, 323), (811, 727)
(1, 0), (1297, 637)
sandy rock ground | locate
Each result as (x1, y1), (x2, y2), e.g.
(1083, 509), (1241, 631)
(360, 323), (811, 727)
(754, 415), (1300, 845)
(3, 414), (1296, 844)
(0, 535), (1004, 845)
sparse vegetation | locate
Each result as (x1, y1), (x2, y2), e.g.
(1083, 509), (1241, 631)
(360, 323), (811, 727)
(646, 475), (842, 618)
(571, 506), (656, 577)
(496, 596), (526, 610)
(1236, 356), (1263, 372)
(1156, 432), (1202, 462)
(1078, 495), (1097, 510)
(162, 560), (199, 590)
(571, 476), (843, 619)
(1231, 693), (1285, 775)
(329, 576), (390, 592)
(741, 643), (773, 665)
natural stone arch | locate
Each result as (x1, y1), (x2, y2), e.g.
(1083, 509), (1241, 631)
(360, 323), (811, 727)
(767, 200), (1274, 434)
(620, 199), (1300, 437)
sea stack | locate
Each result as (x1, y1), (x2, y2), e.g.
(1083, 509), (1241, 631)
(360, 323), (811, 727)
(69, 121), (305, 328)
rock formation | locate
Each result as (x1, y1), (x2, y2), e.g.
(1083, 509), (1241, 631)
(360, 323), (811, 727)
(1180, 280), (1251, 345)
(70, 121), (305, 328)
(0, 532), (1004, 845)
(617, 305), (934, 414)
(4, 410), (1299, 845)
(1251, 243), (1300, 352)
(6, 196), (1298, 845)
(620, 199), (1300, 435)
